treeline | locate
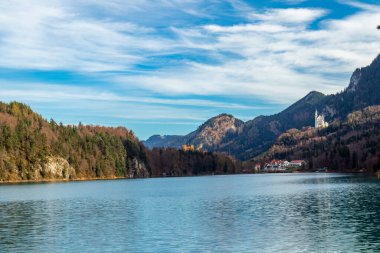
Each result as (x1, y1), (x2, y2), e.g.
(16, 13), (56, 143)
(0, 101), (242, 182)
(147, 147), (241, 177)
(263, 106), (380, 172)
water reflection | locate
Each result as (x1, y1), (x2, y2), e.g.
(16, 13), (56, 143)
(0, 174), (380, 252)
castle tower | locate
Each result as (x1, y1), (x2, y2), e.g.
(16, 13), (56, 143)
(315, 109), (329, 128)
(315, 109), (318, 128)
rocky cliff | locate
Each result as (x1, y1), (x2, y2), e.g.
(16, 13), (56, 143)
(127, 158), (150, 178)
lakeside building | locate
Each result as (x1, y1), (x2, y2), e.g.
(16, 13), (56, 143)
(315, 110), (329, 128)
(263, 160), (289, 171)
(263, 159), (306, 171)
(288, 160), (306, 168)
(254, 163), (261, 172)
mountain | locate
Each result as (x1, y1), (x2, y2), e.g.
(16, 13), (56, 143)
(185, 113), (244, 149)
(220, 91), (326, 160)
(144, 91), (326, 159)
(143, 134), (183, 149)
(320, 54), (380, 120)
(144, 113), (244, 150)
(263, 106), (380, 172)
(145, 53), (380, 160)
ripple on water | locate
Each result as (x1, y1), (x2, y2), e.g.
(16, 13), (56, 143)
(0, 174), (380, 252)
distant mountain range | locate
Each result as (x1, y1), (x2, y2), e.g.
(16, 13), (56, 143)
(144, 53), (380, 160)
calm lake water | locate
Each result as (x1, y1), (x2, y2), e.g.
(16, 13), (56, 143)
(0, 173), (380, 252)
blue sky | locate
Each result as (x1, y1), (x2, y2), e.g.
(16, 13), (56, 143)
(0, 0), (379, 140)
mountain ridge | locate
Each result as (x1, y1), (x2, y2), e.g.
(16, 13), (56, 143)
(144, 113), (244, 150)
(145, 53), (380, 160)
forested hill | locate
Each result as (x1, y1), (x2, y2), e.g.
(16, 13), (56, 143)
(0, 102), (241, 182)
(0, 101), (149, 181)
(264, 106), (380, 172)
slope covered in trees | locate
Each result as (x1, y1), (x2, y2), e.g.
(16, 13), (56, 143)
(0, 101), (241, 182)
(0, 101), (148, 181)
(147, 147), (241, 177)
(262, 106), (380, 172)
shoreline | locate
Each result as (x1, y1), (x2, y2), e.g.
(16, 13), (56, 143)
(0, 176), (130, 185)
(0, 170), (376, 185)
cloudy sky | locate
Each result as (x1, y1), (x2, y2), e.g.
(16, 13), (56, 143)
(0, 0), (379, 139)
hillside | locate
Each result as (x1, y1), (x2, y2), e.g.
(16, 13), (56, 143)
(220, 91), (326, 159)
(145, 54), (380, 161)
(263, 106), (380, 172)
(0, 101), (150, 181)
(0, 102), (241, 182)
(144, 113), (244, 150)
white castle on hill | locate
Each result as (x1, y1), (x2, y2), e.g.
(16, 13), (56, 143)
(315, 110), (329, 128)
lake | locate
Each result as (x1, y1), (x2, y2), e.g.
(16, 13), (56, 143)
(0, 173), (380, 252)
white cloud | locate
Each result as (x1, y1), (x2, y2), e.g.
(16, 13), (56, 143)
(0, 0), (379, 107)
(0, 81), (260, 115)
(204, 23), (290, 33)
(340, 0), (380, 11)
(113, 3), (380, 103)
(249, 8), (327, 24)
(0, 0), (176, 72)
